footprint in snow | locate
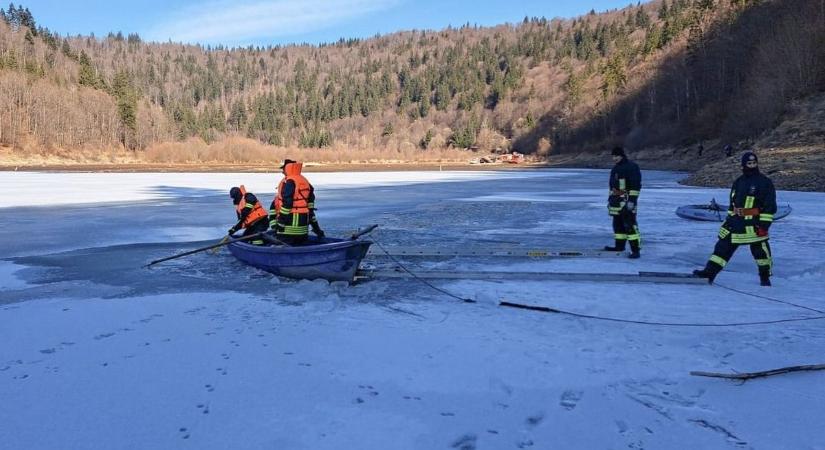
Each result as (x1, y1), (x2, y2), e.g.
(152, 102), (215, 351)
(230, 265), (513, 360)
(450, 434), (476, 450)
(526, 413), (544, 427)
(560, 390), (583, 410)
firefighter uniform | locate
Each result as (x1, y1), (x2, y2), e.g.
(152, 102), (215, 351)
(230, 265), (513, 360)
(694, 152), (777, 286)
(605, 147), (642, 258)
(229, 185), (269, 245)
(269, 159), (324, 245)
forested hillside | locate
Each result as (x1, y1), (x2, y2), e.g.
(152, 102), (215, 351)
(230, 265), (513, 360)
(0, 0), (822, 166)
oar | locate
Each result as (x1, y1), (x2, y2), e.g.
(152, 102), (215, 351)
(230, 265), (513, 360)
(145, 232), (266, 268)
(351, 224), (379, 240)
(208, 235), (230, 255)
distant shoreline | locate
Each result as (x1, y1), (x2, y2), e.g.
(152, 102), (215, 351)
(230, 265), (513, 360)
(0, 162), (555, 173)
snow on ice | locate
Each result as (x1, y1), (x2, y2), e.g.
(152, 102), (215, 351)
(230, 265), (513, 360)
(1, 169), (824, 449)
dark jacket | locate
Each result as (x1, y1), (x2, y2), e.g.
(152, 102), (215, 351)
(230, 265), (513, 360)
(608, 157), (642, 216)
(720, 170), (777, 244)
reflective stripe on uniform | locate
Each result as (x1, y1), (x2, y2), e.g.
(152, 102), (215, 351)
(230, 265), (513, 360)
(757, 242), (773, 268)
(627, 225), (640, 242)
(759, 213), (774, 222)
(614, 233), (628, 240)
(710, 255), (727, 267)
(280, 225), (309, 235)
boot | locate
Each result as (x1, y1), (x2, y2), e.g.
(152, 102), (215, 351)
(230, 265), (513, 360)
(604, 240), (626, 252)
(628, 240), (641, 259)
(760, 273), (771, 287)
(692, 268), (717, 285)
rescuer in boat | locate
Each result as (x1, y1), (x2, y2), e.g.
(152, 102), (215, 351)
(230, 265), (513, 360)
(228, 185), (269, 245)
(269, 159), (324, 245)
(604, 146), (642, 258)
(693, 151), (777, 286)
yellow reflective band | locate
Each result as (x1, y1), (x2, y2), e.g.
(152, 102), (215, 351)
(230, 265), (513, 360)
(627, 234), (640, 241)
(279, 207), (291, 214)
(280, 225), (309, 235)
(710, 255), (727, 267)
(718, 227), (730, 238)
(759, 214), (773, 222)
(731, 231), (767, 244)
(628, 190), (640, 196)
(756, 259), (771, 266)
(619, 179), (626, 190)
(614, 233), (628, 239)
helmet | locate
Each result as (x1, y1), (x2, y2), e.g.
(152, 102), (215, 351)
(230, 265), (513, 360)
(229, 186), (242, 202)
(740, 151), (758, 168)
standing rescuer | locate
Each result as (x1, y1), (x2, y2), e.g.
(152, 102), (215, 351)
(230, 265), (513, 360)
(693, 151), (777, 286)
(269, 159), (324, 245)
(604, 146), (642, 258)
(228, 185), (269, 245)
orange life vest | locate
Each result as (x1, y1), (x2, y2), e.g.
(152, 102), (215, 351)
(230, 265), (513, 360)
(274, 162), (311, 216)
(236, 185), (267, 227)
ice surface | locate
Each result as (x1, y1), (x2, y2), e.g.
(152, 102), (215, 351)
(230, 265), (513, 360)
(1, 169), (824, 449)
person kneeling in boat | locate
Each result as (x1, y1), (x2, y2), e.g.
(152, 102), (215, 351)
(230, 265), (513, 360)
(228, 185), (269, 245)
(693, 151), (777, 286)
(269, 159), (325, 245)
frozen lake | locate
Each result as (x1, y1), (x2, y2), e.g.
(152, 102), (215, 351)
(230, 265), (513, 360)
(2, 169), (824, 449)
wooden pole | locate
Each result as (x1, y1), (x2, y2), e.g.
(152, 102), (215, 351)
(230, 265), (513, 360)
(146, 232), (266, 267)
(691, 364), (825, 381)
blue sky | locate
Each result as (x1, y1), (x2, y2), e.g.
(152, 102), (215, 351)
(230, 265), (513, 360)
(19, 0), (638, 47)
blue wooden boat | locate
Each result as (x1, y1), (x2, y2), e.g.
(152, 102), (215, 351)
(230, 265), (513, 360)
(676, 201), (792, 222)
(227, 236), (373, 282)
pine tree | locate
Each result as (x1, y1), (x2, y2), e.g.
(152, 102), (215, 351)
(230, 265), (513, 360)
(78, 51), (101, 89)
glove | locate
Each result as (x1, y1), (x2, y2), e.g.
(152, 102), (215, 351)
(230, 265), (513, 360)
(313, 227), (325, 238)
(625, 201), (636, 212)
(228, 227), (237, 235)
(756, 226), (769, 237)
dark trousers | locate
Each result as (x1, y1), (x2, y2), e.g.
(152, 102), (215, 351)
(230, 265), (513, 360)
(705, 236), (772, 276)
(275, 234), (308, 246)
(243, 219), (269, 245)
(611, 210), (641, 251)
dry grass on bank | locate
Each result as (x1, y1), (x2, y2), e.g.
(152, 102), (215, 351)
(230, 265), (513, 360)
(1, 136), (477, 167)
(143, 137), (472, 164)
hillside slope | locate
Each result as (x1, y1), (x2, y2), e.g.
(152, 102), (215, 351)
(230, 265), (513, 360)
(0, 1), (822, 190)
(684, 94), (825, 191)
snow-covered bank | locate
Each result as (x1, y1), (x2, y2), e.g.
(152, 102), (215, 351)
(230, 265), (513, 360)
(2, 170), (824, 449)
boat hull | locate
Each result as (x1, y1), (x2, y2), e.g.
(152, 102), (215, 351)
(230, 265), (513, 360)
(676, 204), (792, 222)
(228, 237), (372, 282)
